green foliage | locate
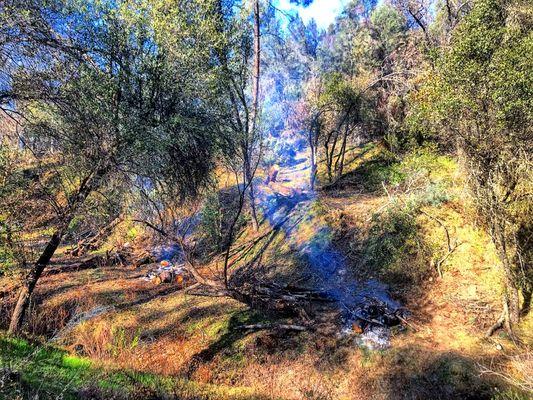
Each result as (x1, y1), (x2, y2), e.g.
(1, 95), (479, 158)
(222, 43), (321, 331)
(364, 204), (431, 287)
(398, 145), (455, 207)
(414, 0), (532, 309)
(492, 389), (531, 400)
(3, 0), (235, 214)
(0, 142), (24, 275)
(109, 326), (141, 357)
(0, 220), (17, 276)
(338, 149), (404, 192)
(318, 73), (362, 111)
(369, 4), (408, 59)
(200, 192), (224, 253)
(125, 227), (139, 242)
(360, 146), (456, 287)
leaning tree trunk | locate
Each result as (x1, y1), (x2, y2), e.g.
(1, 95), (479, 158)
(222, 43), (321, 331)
(245, 153), (259, 231)
(334, 124), (349, 181)
(8, 163), (110, 334)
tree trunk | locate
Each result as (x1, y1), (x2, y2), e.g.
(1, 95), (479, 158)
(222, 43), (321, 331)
(486, 218), (521, 337)
(334, 125), (349, 180)
(8, 163), (110, 334)
(247, 0), (261, 231)
(310, 142), (317, 190)
(250, 0), (260, 137)
(245, 155), (259, 231)
(496, 223), (521, 325)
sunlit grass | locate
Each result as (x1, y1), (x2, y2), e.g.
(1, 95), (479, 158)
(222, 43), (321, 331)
(0, 333), (268, 400)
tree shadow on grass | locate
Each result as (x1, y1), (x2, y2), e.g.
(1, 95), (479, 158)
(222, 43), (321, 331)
(184, 309), (279, 378)
(323, 153), (399, 194)
(137, 302), (232, 342)
(367, 345), (511, 400)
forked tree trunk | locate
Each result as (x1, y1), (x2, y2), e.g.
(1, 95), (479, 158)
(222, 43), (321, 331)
(334, 125), (349, 180)
(8, 163), (110, 334)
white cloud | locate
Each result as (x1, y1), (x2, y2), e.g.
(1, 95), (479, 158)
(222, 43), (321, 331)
(275, 0), (350, 30)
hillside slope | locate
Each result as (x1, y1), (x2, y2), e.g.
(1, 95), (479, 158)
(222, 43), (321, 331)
(1, 144), (531, 400)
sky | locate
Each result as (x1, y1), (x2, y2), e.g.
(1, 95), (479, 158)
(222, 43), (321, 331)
(273, 0), (351, 30)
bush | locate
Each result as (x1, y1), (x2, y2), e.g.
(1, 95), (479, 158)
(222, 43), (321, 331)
(199, 192), (224, 253)
(363, 204), (433, 289)
(0, 219), (20, 277)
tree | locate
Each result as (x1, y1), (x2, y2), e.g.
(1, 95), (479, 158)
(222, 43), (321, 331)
(249, 0), (261, 231)
(2, 0), (229, 333)
(419, 0), (532, 334)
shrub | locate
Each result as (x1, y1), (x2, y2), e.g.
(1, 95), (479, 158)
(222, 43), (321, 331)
(363, 204), (433, 289)
(199, 192), (224, 253)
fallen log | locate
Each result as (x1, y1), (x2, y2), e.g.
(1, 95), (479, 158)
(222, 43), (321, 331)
(226, 280), (336, 319)
(43, 254), (109, 276)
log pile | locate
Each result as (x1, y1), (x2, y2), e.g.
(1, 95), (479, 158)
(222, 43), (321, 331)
(44, 253), (114, 276)
(45, 246), (154, 276)
(142, 260), (185, 285)
(224, 281), (335, 318)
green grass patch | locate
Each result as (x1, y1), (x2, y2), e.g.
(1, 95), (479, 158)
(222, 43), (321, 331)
(0, 333), (269, 400)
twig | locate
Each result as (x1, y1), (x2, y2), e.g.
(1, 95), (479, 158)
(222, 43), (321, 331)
(234, 323), (308, 332)
(396, 315), (419, 332)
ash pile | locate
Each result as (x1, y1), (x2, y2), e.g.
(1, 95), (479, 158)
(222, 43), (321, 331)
(342, 297), (409, 350)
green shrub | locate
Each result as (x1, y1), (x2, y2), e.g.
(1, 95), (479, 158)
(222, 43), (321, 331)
(0, 219), (19, 276)
(199, 192), (224, 253)
(109, 327), (141, 358)
(491, 389), (531, 400)
(363, 204), (432, 288)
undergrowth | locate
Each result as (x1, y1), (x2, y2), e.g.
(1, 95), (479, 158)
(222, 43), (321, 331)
(357, 145), (457, 291)
(0, 334), (267, 400)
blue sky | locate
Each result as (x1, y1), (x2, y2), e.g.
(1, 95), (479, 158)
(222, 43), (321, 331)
(273, 0), (351, 30)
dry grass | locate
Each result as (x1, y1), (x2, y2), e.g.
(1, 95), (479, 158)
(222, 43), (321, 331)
(1, 145), (531, 399)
